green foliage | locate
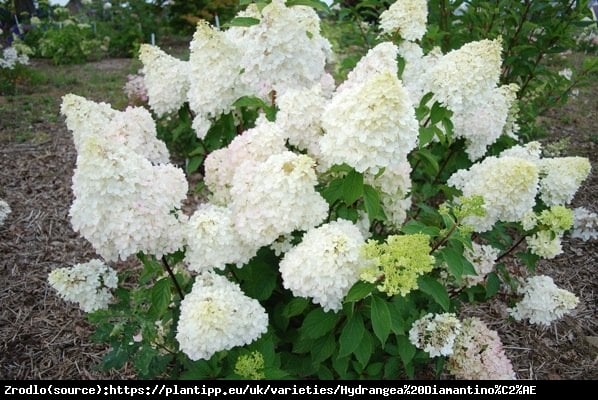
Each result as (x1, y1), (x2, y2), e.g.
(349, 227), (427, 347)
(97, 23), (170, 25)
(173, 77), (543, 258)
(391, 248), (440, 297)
(38, 23), (106, 64)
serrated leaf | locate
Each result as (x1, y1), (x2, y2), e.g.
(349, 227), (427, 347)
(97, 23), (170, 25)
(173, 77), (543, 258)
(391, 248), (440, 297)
(148, 278), (171, 318)
(344, 281), (375, 303)
(338, 314), (365, 358)
(370, 296), (391, 346)
(353, 330), (373, 369)
(418, 275), (450, 311)
(224, 17), (260, 27)
(342, 169), (363, 205)
(103, 344), (129, 370)
(300, 308), (338, 339)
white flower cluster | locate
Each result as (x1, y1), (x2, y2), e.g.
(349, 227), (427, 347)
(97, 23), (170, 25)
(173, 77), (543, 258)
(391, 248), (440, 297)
(448, 156), (539, 232)
(48, 259), (118, 312)
(230, 151), (328, 249)
(508, 275), (579, 326)
(279, 220), (367, 312)
(379, 0), (428, 41)
(276, 85), (328, 159)
(188, 21), (247, 139)
(397, 37), (517, 161)
(176, 273), (268, 361)
(462, 242), (500, 287)
(537, 157), (591, 206)
(227, 0), (332, 99)
(410, 313), (515, 379)
(571, 207), (598, 241)
(320, 70), (418, 174)
(0, 198), (11, 226)
(184, 203), (257, 273)
(203, 117), (286, 205)
(70, 135), (187, 261)
(139, 44), (189, 117)
(61, 94), (170, 164)
(409, 313), (462, 357)
(140, 0), (332, 139)
(0, 46), (29, 69)
(448, 317), (516, 380)
(364, 161), (413, 228)
(525, 230), (562, 259)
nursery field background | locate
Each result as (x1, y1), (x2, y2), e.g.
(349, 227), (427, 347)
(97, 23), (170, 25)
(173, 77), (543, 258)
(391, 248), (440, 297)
(0, 0), (597, 380)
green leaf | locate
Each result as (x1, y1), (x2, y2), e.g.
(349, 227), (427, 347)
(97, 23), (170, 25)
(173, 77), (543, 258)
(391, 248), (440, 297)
(235, 258), (277, 301)
(138, 253), (162, 285)
(311, 334), (336, 364)
(320, 178), (344, 204)
(344, 281), (375, 303)
(186, 155), (203, 175)
(286, 0), (330, 12)
(103, 344), (129, 370)
(396, 335), (416, 367)
(353, 330), (373, 369)
(342, 169), (364, 205)
(300, 308), (338, 339)
(363, 184), (386, 221)
(148, 278), (171, 319)
(338, 313), (365, 358)
(133, 346), (159, 378)
(417, 275), (450, 311)
(370, 295), (391, 346)
(283, 298), (310, 318)
(516, 251), (540, 272)
(441, 246), (464, 279)
(416, 148), (440, 175)
(233, 95), (269, 109)
(400, 220), (441, 237)
(485, 272), (500, 299)
(418, 126), (436, 148)
(430, 101), (447, 124)
(223, 17), (260, 27)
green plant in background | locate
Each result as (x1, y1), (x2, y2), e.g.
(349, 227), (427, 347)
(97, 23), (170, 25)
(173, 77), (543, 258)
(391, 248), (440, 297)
(38, 23), (107, 64)
(48, 0), (593, 380)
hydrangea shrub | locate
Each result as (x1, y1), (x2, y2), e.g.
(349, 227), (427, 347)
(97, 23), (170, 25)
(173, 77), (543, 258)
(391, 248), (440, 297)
(50, 0), (593, 379)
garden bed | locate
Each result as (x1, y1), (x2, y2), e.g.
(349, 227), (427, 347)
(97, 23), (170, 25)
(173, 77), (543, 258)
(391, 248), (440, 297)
(0, 56), (596, 380)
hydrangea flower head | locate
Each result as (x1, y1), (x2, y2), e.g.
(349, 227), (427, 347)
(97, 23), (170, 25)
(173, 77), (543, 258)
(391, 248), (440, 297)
(508, 275), (579, 326)
(447, 156), (539, 232)
(320, 71), (418, 174)
(379, 0), (428, 41)
(279, 220), (367, 312)
(48, 259), (118, 312)
(409, 313), (462, 357)
(361, 233), (435, 296)
(176, 273), (268, 361)
(448, 317), (516, 380)
(139, 44), (189, 117)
